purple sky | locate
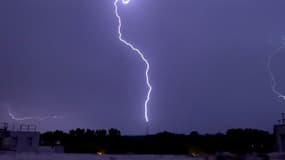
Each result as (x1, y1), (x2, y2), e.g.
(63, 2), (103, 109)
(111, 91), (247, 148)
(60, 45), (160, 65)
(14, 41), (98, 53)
(1, 0), (285, 135)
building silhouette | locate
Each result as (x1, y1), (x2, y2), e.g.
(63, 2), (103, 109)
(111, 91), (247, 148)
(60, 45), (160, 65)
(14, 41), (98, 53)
(0, 122), (40, 152)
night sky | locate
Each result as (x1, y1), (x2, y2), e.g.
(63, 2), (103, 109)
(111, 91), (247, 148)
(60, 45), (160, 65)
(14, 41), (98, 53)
(1, 0), (285, 135)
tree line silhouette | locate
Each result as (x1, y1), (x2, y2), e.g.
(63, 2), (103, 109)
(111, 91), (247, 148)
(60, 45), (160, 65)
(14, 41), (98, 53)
(40, 128), (274, 154)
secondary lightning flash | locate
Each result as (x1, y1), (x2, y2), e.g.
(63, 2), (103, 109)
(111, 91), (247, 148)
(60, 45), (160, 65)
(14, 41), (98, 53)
(267, 36), (285, 101)
(8, 107), (64, 121)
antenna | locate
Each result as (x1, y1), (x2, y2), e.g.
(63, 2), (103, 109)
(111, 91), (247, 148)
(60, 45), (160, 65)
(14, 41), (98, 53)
(278, 113), (285, 125)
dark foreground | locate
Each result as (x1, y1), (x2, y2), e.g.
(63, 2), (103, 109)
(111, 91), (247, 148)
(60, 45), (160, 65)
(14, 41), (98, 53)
(0, 152), (285, 160)
(41, 128), (274, 155)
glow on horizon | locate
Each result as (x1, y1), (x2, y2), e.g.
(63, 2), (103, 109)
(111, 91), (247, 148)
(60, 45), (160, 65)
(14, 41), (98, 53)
(114, 0), (152, 122)
(267, 36), (285, 101)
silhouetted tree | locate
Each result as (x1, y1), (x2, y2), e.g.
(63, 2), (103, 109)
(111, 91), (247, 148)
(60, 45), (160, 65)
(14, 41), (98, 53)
(40, 128), (274, 154)
(108, 128), (120, 137)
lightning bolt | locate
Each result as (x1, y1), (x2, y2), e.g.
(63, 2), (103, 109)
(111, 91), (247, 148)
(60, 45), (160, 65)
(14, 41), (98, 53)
(114, 0), (152, 122)
(267, 36), (285, 101)
(8, 107), (64, 121)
